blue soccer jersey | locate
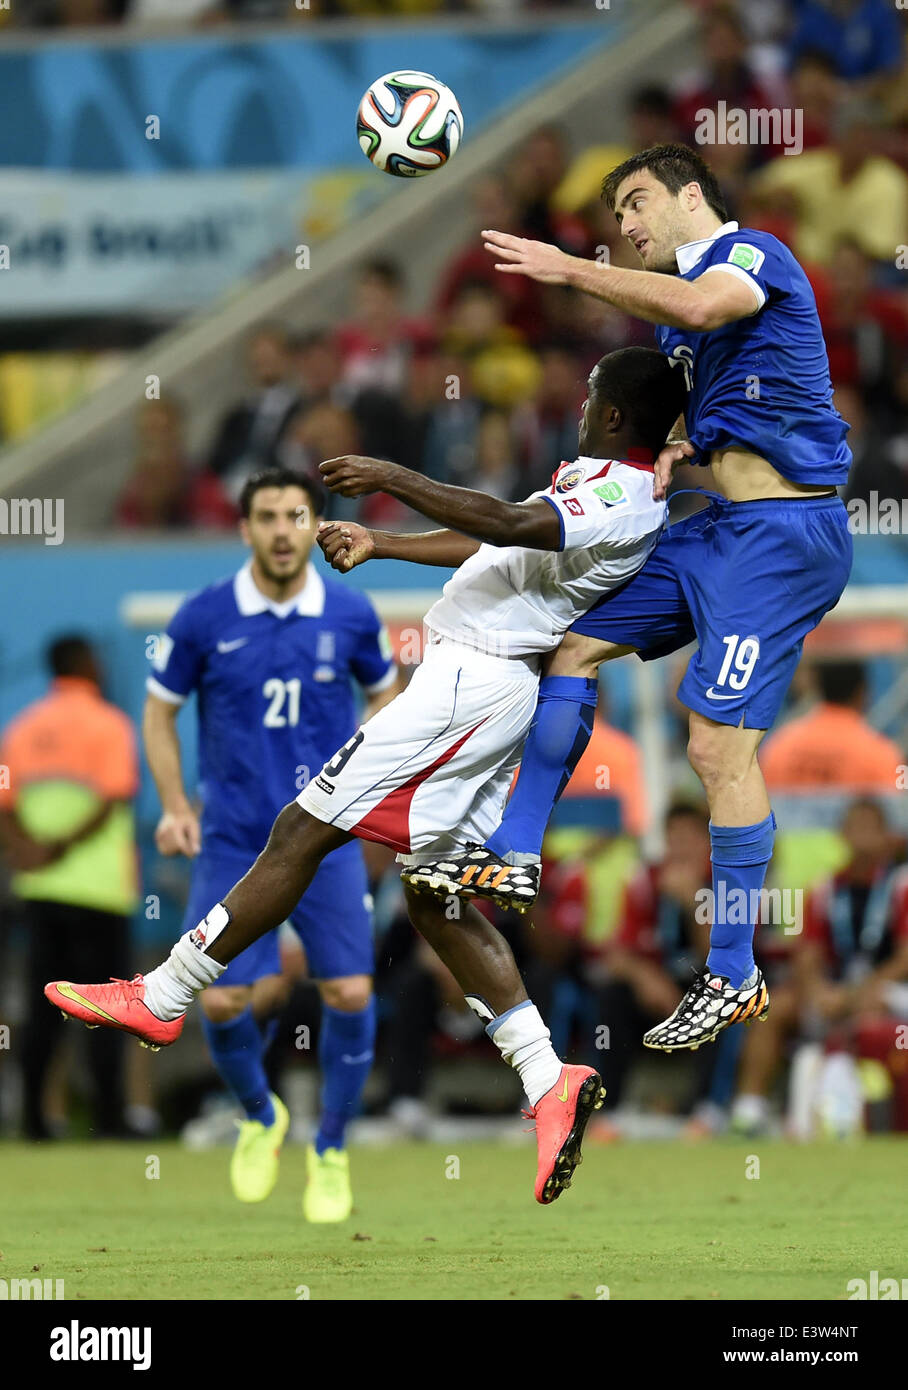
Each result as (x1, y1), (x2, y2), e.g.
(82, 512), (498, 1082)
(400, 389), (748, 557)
(147, 561), (395, 857)
(658, 221), (852, 487)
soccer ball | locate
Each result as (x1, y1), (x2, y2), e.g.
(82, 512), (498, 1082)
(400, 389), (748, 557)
(356, 71), (463, 178)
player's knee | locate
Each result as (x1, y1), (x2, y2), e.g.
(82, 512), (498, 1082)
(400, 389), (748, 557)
(687, 724), (745, 790)
(319, 975), (372, 1012)
(201, 985), (250, 1024)
(266, 801), (335, 864)
(546, 631), (617, 679)
(250, 973), (290, 1019)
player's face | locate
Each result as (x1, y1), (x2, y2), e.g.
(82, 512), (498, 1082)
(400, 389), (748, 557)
(241, 486), (319, 583)
(613, 172), (691, 274)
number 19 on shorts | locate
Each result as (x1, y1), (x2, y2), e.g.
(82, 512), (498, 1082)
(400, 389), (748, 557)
(715, 634), (761, 691)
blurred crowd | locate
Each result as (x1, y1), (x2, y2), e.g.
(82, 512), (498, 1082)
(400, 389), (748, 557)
(112, 0), (908, 533)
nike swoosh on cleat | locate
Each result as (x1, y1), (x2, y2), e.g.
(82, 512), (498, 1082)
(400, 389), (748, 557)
(556, 1076), (570, 1103)
(55, 982), (119, 1025)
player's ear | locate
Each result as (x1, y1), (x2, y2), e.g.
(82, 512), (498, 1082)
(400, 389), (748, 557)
(239, 517), (251, 547)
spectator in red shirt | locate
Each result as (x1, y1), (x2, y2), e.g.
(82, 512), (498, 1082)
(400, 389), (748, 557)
(672, 4), (785, 164)
(334, 258), (434, 397)
(434, 175), (545, 343)
(117, 398), (236, 531)
(813, 239), (907, 413)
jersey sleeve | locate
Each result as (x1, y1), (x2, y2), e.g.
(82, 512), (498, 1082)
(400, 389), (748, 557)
(145, 598), (205, 705)
(698, 233), (793, 313)
(540, 477), (663, 553)
(349, 598), (397, 695)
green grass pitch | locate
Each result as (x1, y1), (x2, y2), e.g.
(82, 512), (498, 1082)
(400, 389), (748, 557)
(2, 1137), (905, 1301)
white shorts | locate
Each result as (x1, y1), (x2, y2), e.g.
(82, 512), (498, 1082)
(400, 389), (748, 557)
(297, 632), (540, 864)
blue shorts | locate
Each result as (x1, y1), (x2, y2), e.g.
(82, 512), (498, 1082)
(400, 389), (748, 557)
(571, 493), (852, 730)
(181, 840), (374, 987)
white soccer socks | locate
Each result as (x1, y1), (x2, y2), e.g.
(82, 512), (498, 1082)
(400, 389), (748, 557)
(468, 997), (562, 1106)
(142, 904), (229, 1021)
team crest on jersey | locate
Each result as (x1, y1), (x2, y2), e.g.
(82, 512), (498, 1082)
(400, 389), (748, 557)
(555, 465), (586, 493)
(727, 242), (764, 275)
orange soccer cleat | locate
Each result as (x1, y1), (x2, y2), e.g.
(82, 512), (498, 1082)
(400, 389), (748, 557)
(526, 1064), (605, 1205)
(44, 976), (184, 1052)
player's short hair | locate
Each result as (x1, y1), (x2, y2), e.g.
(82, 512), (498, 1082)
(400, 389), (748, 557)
(601, 143), (729, 225)
(817, 661), (865, 706)
(590, 347), (687, 453)
(47, 634), (95, 678)
(239, 467), (325, 520)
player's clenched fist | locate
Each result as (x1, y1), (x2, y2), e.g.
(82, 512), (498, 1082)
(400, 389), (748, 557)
(319, 455), (398, 497)
(317, 520), (376, 573)
(155, 807), (201, 858)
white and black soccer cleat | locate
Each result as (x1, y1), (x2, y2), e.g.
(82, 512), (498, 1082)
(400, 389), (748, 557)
(400, 844), (541, 914)
(642, 967), (770, 1052)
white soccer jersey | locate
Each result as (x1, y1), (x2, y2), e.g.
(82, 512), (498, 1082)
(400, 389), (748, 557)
(299, 453), (666, 858)
(423, 455), (666, 657)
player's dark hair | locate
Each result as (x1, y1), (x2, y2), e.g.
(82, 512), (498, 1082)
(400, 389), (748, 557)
(239, 467), (325, 520)
(601, 143), (729, 225)
(590, 347), (687, 454)
(47, 634), (95, 678)
(817, 661), (865, 707)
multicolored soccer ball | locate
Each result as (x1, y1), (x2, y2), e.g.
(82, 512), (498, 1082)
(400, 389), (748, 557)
(356, 71), (464, 178)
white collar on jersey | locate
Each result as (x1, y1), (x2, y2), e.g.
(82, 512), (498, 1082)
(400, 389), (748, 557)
(674, 220), (739, 275)
(234, 560), (326, 618)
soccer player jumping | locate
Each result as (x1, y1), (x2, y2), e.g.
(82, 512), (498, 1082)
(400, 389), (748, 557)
(46, 346), (683, 1206)
(414, 143), (853, 1052)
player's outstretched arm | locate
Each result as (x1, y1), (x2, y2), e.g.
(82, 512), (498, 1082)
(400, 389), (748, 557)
(319, 456), (561, 550)
(481, 230), (759, 331)
(318, 520), (480, 572)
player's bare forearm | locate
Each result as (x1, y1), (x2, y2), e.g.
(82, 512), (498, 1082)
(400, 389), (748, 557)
(143, 695), (191, 814)
(481, 230), (756, 331)
(320, 456), (560, 550)
(371, 529), (481, 567)
(565, 260), (720, 330)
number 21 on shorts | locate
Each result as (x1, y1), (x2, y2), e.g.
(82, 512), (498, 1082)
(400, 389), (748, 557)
(715, 634), (760, 691)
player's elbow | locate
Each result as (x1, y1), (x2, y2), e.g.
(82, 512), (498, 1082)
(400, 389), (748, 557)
(684, 297), (720, 333)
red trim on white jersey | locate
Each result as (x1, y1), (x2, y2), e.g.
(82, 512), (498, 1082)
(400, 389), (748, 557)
(550, 449), (656, 493)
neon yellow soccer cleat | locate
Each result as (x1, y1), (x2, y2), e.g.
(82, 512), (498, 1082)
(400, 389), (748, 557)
(229, 1093), (289, 1203)
(303, 1144), (353, 1223)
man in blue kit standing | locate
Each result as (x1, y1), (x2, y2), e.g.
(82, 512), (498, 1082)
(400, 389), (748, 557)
(143, 466), (397, 1218)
